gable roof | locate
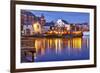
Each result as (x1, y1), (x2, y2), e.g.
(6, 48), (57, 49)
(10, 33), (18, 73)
(44, 22), (55, 26)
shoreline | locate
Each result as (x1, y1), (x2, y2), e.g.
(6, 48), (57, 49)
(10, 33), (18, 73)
(21, 34), (83, 39)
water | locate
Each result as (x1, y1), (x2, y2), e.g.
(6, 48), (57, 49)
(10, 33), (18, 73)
(21, 36), (90, 63)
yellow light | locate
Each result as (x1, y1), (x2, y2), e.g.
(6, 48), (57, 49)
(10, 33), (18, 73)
(49, 31), (52, 34)
(56, 31), (58, 34)
(54, 39), (58, 53)
(72, 38), (82, 49)
(62, 32), (64, 34)
(68, 39), (70, 48)
(73, 31), (82, 35)
(34, 39), (45, 56)
(33, 22), (41, 33)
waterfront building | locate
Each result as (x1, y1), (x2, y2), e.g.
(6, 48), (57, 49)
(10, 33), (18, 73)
(32, 22), (42, 34)
(54, 19), (71, 31)
(21, 10), (36, 35)
(43, 21), (55, 33)
(21, 10), (46, 35)
(39, 14), (46, 26)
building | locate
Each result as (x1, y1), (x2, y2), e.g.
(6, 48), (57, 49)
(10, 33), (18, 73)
(74, 23), (89, 31)
(54, 19), (71, 31)
(43, 21), (55, 33)
(32, 14), (46, 34)
(32, 22), (42, 34)
(21, 10), (46, 35)
(39, 14), (46, 26)
(21, 10), (36, 35)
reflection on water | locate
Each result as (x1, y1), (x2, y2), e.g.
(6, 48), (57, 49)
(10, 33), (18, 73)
(21, 36), (89, 62)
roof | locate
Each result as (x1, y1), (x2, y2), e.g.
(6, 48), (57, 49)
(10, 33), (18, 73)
(44, 22), (55, 26)
(62, 20), (69, 24)
(21, 10), (35, 17)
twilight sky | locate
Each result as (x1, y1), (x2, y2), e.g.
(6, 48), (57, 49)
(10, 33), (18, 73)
(28, 10), (90, 24)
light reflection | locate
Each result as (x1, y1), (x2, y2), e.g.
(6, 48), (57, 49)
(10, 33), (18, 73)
(54, 39), (62, 54)
(50, 39), (53, 48)
(55, 39), (58, 53)
(21, 36), (90, 62)
(72, 38), (82, 49)
(68, 39), (71, 49)
(34, 37), (83, 56)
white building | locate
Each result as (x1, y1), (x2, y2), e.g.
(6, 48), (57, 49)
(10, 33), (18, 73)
(55, 19), (71, 31)
(22, 25), (33, 35)
(55, 19), (65, 27)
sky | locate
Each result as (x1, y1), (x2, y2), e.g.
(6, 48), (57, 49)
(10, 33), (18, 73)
(28, 10), (90, 24)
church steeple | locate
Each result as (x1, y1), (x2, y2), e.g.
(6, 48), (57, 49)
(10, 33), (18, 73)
(40, 14), (46, 26)
(41, 14), (44, 18)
